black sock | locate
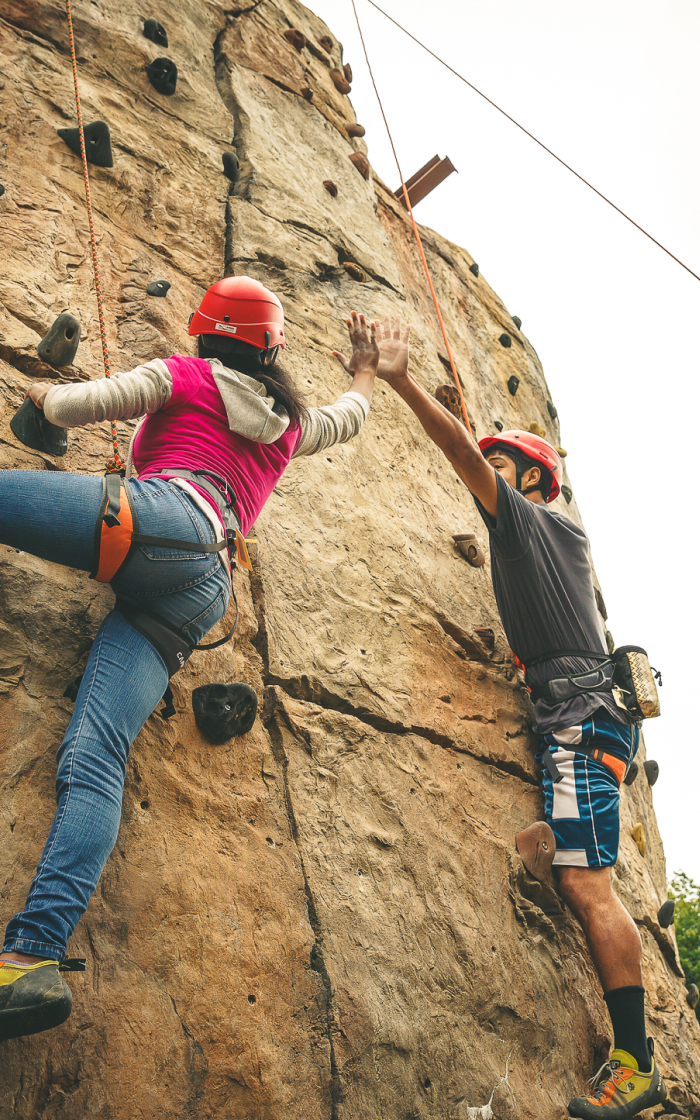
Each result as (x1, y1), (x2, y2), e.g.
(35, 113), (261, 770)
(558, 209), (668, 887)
(604, 986), (652, 1070)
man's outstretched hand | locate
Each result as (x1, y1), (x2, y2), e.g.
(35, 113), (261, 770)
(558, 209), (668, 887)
(376, 313), (410, 385)
(332, 311), (380, 379)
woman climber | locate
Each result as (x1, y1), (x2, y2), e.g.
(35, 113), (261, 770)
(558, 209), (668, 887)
(0, 276), (383, 1043)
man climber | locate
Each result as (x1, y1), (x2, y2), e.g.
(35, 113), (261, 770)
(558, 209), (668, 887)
(0, 277), (386, 1042)
(375, 314), (666, 1120)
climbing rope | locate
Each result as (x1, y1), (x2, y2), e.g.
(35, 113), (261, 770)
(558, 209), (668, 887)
(366, 0), (700, 287)
(65, 0), (124, 473)
(350, 0), (472, 434)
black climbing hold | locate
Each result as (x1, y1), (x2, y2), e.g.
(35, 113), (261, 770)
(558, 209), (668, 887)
(507, 374), (519, 396)
(469, 262), (479, 277)
(146, 57), (177, 96)
(561, 485), (572, 504)
(37, 312), (81, 368)
(623, 760), (638, 786)
(547, 400), (558, 420)
(222, 151), (239, 184)
(10, 398), (68, 457)
(644, 759), (659, 786)
(63, 674), (83, 702)
(499, 333), (512, 348)
(494, 420), (504, 432)
(58, 119), (113, 168)
(192, 682), (258, 741)
(146, 280), (170, 297)
(512, 316), (522, 330)
(688, 984), (699, 1010)
(0, 184), (5, 197)
(143, 18), (168, 47)
(657, 900), (675, 928)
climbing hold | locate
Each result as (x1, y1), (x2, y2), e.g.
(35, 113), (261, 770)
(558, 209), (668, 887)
(623, 760), (639, 786)
(688, 984), (699, 1010)
(318, 35), (333, 53)
(323, 180), (338, 197)
(469, 262), (479, 277)
(507, 375), (519, 396)
(494, 420), (504, 432)
(657, 900), (675, 928)
(37, 312), (81, 368)
(283, 28), (306, 51)
(143, 18), (168, 47)
(346, 123), (366, 138)
(146, 280), (170, 297)
(631, 822), (647, 858)
(342, 262), (367, 282)
(349, 151), (370, 179)
(10, 398), (68, 457)
(547, 400), (558, 420)
(330, 68), (351, 94)
(528, 421), (546, 438)
(555, 445), (567, 458)
(58, 119), (113, 168)
(222, 151), (239, 183)
(147, 57), (177, 95)
(499, 333), (512, 348)
(0, 184), (5, 197)
(452, 533), (485, 568)
(301, 86), (314, 101)
(605, 630), (615, 654)
(515, 821), (556, 883)
(192, 682), (258, 741)
(343, 63), (353, 83)
(561, 484), (572, 503)
(435, 384), (465, 424)
(512, 316), (522, 330)
(644, 759), (659, 787)
(475, 627), (495, 649)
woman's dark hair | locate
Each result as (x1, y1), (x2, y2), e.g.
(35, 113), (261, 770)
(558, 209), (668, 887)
(197, 334), (307, 423)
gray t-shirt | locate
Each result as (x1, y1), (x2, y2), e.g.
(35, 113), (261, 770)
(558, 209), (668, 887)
(475, 473), (628, 734)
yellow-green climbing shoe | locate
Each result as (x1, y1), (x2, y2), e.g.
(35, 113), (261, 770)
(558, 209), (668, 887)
(568, 1044), (667, 1119)
(0, 958), (84, 1041)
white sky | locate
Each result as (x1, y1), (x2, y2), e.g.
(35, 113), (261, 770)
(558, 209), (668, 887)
(309, 0), (700, 884)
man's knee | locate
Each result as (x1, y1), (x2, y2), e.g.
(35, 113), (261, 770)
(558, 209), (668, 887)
(557, 866), (613, 918)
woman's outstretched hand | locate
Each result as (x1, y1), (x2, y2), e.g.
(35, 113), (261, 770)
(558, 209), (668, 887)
(332, 312), (380, 404)
(25, 382), (53, 410)
(376, 313), (410, 385)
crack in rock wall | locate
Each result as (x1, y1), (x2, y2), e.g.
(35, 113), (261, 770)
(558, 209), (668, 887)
(1, 0), (699, 1116)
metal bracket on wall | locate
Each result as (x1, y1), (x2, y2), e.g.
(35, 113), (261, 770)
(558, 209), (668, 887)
(394, 154), (456, 209)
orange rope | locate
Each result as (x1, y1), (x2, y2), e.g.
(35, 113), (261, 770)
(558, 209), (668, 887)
(65, 0), (124, 474)
(350, 0), (472, 434)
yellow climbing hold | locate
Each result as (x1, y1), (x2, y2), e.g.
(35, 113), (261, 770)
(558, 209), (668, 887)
(555, 445), (568, 458)
(528, 421), (546, 438)
(631, 822), (647, 858)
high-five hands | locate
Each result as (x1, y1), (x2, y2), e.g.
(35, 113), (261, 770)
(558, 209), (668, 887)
(25, 382), (53, 410)
(376, 314), (410, 384)
(332, 311), (380, 379)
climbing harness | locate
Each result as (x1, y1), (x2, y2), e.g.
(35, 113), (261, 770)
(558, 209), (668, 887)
(65, 0), (123, 474)
(350, 1), (472, 433)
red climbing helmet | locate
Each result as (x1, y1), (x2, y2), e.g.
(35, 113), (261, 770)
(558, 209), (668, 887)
(187, 276), (285, 350)
(478, 430), (563, 503)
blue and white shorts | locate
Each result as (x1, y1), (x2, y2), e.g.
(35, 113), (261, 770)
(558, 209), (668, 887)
(536, 710), (639, 869)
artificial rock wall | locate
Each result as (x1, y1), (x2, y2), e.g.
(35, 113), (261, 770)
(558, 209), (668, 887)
(0, 1), (699, 1117)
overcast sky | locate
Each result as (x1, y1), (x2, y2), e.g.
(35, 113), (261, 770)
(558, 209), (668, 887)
(309, 0), (700, 885)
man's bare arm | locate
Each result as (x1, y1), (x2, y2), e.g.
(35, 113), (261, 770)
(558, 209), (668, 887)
(374, 316), (498, 515)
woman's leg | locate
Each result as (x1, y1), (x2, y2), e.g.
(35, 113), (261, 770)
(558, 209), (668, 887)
(0, 470), (102, 570)
(3, 611), (168, 959)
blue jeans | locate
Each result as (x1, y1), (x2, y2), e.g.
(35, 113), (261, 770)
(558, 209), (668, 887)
(0, 471), (231, 959)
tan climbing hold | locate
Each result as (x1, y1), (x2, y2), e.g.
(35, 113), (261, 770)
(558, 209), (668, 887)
(528, 421), (546, 438)
(342, 262), (367, 282)
(435, 383), (465, 425)
(347, 123), (366, 138)
(452, 533), (485, 568)
(323, 179), (338, 197)
(516, 821), (556, 882)
(283, 28), (306, 51)
(631, 822), (647, 858)
(475, 627), (495, 649)
(330, 68), (351, 94)
(349, 151), (370, 179)
(301, 87), (314, 101)
(343, 63), (353, 83)
(318, 35), (333, 53)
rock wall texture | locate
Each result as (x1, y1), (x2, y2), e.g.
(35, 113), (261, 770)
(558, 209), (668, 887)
(0, 1), (698, 1117)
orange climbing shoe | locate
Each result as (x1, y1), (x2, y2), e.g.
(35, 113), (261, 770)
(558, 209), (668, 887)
(0, 958), (84, 1041)
(568, 1042), (666, 1119)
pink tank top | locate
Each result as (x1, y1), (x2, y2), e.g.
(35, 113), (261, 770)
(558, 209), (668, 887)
(131, 355), (301, 535)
